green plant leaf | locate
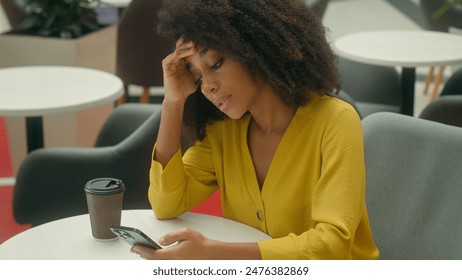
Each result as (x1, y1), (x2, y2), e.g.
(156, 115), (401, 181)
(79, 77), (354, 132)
(13, 0), (104, 38)
(432, 4), (451, 19)
(17, 16), (40, 30)
(432, 0), (462, 19)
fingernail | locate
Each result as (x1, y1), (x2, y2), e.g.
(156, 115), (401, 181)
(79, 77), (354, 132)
(158, 237), (165, 245)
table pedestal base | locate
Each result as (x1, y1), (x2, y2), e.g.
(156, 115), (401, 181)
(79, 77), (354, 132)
(401, 68), (416, 116)
(26, 117), (44, 153)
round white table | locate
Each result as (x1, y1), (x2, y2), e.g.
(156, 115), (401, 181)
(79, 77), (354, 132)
(334, 30), (462, 116)
(0, 210), (271, 259)
(0, 66), (123, 152)
(101, 0), (132, 7)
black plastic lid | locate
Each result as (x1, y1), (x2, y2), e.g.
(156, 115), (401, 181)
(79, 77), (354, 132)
(84, 178), (125, 195)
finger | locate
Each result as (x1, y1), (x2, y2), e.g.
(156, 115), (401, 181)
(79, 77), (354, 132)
(175, 39), (195, 51)
(176, 37), (194, 48)
(131, 245), (157, 260)
(175, 39), (198, 57)
(162, 46), (196, 69)
(175, 37), (186, 47)
(131, 244), (179, 260)
(175, 45), (198, 60)
(159, 228), (194, 246)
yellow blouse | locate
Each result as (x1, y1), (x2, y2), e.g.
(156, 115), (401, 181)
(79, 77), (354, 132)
(149, 95), (379, 260)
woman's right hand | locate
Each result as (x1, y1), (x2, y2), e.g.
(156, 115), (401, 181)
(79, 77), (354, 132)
(162, 39), (199, 103)
(155, 39), (199, 166)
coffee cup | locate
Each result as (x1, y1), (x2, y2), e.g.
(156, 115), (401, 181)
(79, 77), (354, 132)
(85, 178), (125, 241)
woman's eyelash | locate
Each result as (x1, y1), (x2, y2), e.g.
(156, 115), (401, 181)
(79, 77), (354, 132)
(194, 57), (224, 85)
(211, 57), (224, 69)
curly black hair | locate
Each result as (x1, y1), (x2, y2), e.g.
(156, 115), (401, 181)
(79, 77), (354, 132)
(157, 0), (340, 140)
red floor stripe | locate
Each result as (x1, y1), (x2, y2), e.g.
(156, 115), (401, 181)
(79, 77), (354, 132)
(0, 186), (31, 244)
(0, 117), (13, 177)
(0, 117), (31, 244)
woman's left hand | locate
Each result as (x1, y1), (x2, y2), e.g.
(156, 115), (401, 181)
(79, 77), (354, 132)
(130, 228), (217, 260)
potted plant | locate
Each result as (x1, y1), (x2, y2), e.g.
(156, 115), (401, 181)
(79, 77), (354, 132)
(0, 0), (119, 175)
(432, 0), (462, 19)
(13, 0), (102, 38)
(420, 0), (462, 32)
(0, 0), (117, 73)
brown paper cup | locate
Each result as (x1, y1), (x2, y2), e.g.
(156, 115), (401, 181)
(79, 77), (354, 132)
(85, 178), (125, 241)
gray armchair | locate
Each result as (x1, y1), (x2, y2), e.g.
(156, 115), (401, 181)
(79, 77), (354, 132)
(419, 69), (462, 127)
(419, 95), (462, 127)
(338, 57), (401, 117)
(303, 0), (330, 19)
(419, 0), (462, 99)
(363, 112), (462, 259)
(13, 104), (162, 226)
(440, 67), (462, 96)
(336, 90), (363, 119)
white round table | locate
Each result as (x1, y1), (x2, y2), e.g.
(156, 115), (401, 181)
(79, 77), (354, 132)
(334, 30), (462, 116)
(0, 66), (123, 152)
(101, 0), (132, 8)
(0, 210), (271, 260)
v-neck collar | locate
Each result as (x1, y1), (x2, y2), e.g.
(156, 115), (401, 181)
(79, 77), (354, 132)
(240, 106), (305, 200)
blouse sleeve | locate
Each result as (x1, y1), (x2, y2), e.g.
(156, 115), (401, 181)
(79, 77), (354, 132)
(148, 135), (219, 219)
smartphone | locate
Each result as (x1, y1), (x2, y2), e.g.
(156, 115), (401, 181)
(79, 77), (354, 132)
(110, 225), (162, 249)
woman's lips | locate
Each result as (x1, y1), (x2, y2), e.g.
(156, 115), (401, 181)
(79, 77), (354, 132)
(216, 95), (231, 110)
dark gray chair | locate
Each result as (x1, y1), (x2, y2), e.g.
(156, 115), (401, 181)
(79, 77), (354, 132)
(336, 90), (363, 119)
(116, 0), (173, 104)
(363, 112), (462, 259)
(13, 104), (162, 226)
(338, 57), (401, 117)
(304, 0), (330, 19)
(419, 0), (462, 99)
(419, 69), (462, 127)
(0, 0), (26, 29)
(440, 68), (462, 96)
(419, 95), (462, 127)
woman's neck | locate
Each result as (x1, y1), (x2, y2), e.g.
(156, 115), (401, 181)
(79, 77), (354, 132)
(248, 91), (297, 136)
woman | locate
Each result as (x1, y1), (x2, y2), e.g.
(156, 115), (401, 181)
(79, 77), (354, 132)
(131, 0), (379, 260)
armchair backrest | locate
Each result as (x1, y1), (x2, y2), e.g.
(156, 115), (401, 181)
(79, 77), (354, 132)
(363, 112), (462, 259)
(338, 57), (401, 106)
(440, 68), (462, 96)
(419, 95), (462, 127)
(303, 0), (330, 19)
(116, 0), (173, 87)
(13, 104), (162, 226)
(95, 103), (161, 147)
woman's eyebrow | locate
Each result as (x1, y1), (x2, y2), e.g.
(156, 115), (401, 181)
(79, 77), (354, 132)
(199, 48), (209, 57)
(185, 48), (211, 70)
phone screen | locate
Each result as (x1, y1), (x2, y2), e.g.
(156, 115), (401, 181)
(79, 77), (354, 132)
(111, 225), (162, 249)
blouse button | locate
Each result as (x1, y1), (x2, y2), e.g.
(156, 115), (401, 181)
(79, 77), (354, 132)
(256, 210), (264, 221)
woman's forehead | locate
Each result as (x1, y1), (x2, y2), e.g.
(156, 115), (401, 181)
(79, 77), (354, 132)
(185, 48), (220, 65)
(184, 48), (212, 70)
